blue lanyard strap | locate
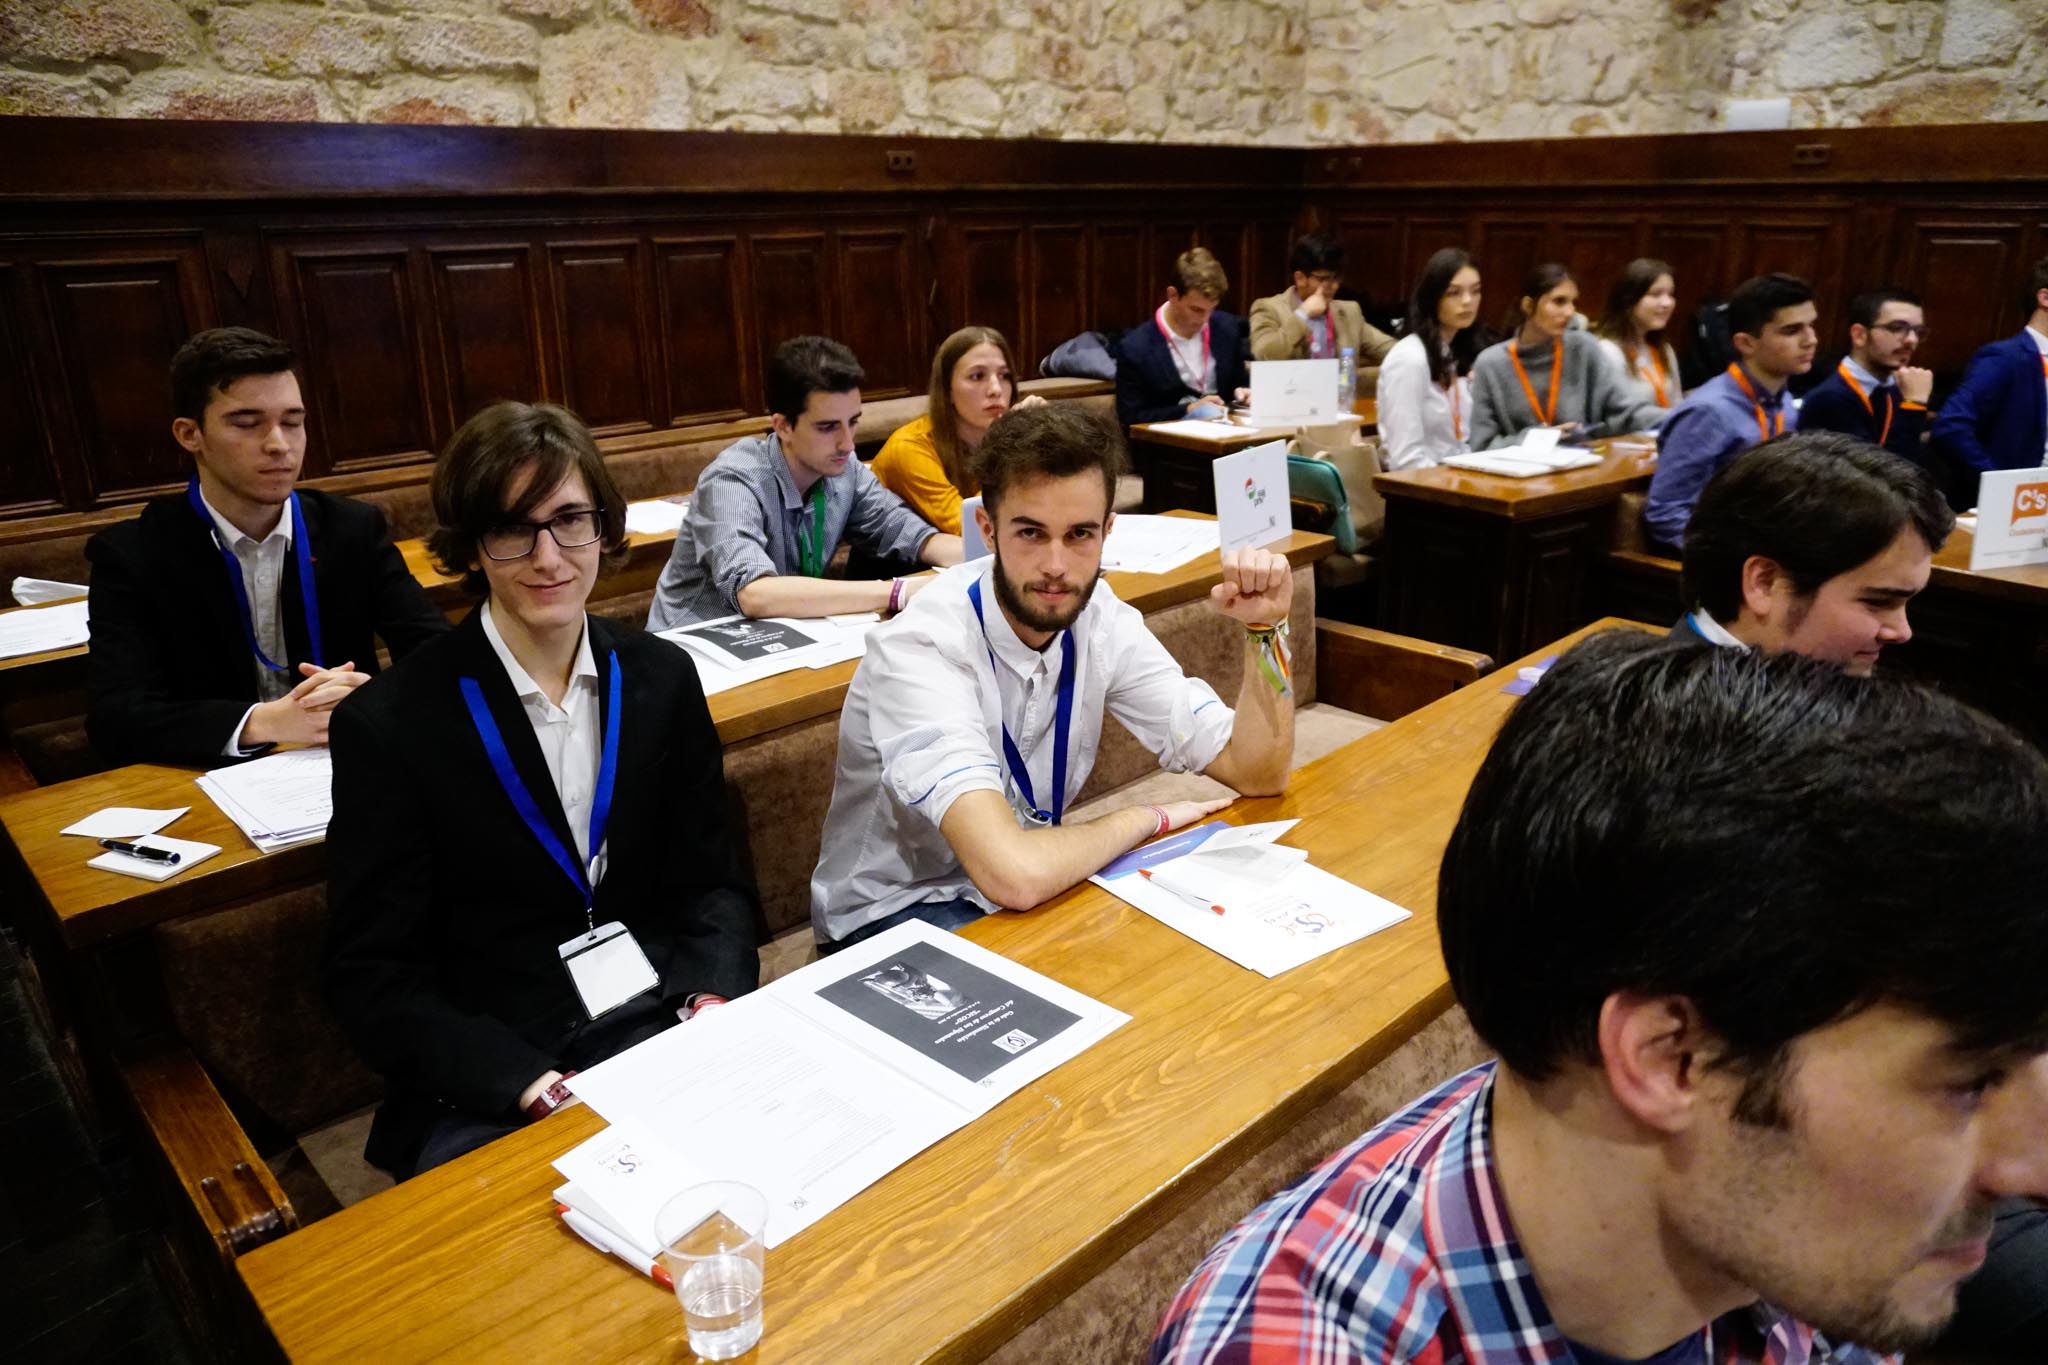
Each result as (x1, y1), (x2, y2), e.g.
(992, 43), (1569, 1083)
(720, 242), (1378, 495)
(967, 578), (1074, 826)
(186, 479), (323, 673)
(459, 649), (622, 915)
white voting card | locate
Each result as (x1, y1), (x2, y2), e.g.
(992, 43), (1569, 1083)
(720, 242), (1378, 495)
(61, 806), (188, 840)
(88, 834), (221, 882)
(1969, 469), (2048, 571)
(1212, 440), (1292, 553)
(1247, 358), (1340, 426)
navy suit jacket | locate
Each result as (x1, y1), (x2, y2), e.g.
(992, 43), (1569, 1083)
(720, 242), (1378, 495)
(1930, 331), (2048, 473)
(1798, 367), (1929, 467)
(1114, 310), (1252, 427)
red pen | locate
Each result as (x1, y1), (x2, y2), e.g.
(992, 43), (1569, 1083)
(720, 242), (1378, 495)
(1139, 867), (1227, 915)
(557, 1203), (675, 1289)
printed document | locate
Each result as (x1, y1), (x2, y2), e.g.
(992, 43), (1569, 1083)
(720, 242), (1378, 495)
(563, 920), (1127, 1251)
(1099, 514), (1217, 575)
(623, 498), (689, 536)
(196, 748), (333, 852)
(659, 614), (871, 695)
(0, 599), (89, 659)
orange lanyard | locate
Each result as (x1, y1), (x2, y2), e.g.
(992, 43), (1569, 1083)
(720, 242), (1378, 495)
(1444, 377), (1463, 439)
(1508, 338), (1563, 425)
(1631, 344), (1669, 408)
(1837, 361), (1894, 445)
(1726, 364), (1784, 444)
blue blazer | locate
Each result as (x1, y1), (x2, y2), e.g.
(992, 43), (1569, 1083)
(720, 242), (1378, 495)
(1930, 331), (2048, 473)
(1114, 310), (1251, 427)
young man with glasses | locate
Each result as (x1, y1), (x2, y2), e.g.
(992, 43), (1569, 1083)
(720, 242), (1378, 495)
(1797, 290), (1935, 469)
(1248, 234), (1397, 392)
(324, 400), (758, 1178)
(86, 327), (448, 765)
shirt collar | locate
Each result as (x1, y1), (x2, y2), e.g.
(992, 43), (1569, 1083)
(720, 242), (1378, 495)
(1841, 354), (1888, 391)
(766, 433), (808, 513)
(480, 599), (597, 706)
(974, 559), (1065, 681)
(2028, 325), (2048, 354)
(197, 487), (293, 552)
(1689, 609), (1748, 649)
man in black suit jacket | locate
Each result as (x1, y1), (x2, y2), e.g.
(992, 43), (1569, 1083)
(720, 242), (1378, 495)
(85, 328), (446, 766)
(1114, 246), (1253, 427)
(324, 400), (759, 1178)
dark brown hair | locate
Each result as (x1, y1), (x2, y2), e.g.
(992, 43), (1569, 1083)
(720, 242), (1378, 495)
(170, 327), (296, 423)
(1596, 258), (1676, 352)
(1504, 262), (1574, 335)
(971, 402), (1125, 516)
(928, 325), (1020, 494)
(428, 401), (628, 597)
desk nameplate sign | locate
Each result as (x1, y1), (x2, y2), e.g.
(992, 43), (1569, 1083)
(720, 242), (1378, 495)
(1969, 468), (2048, 572)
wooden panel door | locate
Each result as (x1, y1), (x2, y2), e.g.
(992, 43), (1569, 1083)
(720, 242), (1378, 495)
(39, 239), (212, 501)
(1090, 223), (1147, 334)
(953, 223), (1024, 357)
(0, 269), (62, 516)
(427, 245), (543, 430)
(275, 243), (434, 473)
(655, 234), (750, 424)
(749, 233), (828, 403)
(1889, 217), (2027, 378)
(837, 227), (920, 399)
(546, 240), (654, 435)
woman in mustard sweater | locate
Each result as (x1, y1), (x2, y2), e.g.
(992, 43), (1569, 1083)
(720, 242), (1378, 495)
(873, 325), (1043, 534)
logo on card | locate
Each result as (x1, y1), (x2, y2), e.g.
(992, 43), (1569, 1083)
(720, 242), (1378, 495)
(1243, 477), (1266, 508)
(2012, 480), (2048, 526)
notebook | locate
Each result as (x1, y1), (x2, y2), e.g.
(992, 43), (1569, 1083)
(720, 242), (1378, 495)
(88, 834), (222, 882)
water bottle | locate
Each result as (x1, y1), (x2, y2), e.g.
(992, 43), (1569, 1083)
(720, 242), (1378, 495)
(1337, 347), (1357, 411)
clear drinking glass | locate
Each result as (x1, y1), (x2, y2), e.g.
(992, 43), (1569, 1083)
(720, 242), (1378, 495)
(654, 1182), (769, 1361)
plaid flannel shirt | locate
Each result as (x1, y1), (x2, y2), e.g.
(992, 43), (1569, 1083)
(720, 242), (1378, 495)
(1152, 1062), (1899, 1365)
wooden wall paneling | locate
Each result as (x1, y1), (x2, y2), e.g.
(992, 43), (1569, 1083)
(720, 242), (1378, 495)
(425, 242), (545, 432)
(952, 222), (1025, 361)
(544, 238), (655, 435)
(1328, 215), (1400, 320)
(1148, 222), (1199, 300)
(1027, 224), (1088, 371)
(1198, 221), (1249, 303)
(37, 238), (213, 503)
(1732, 214), (1849, 339)
(1550, 219), (1640, 314)
(199, 221), (277, 335)
(750, 231), (830, 395)
(1251, 219), (1294, 304)
(0, 266), (64, 516)
(835, 225), (921, 399)
(271, 240), (435, 474)
(1888, 215), (2027, 378)
(1400, 217), (1473, 298)
(654, 233), (752, 425)
(1641, 221), (1729, 365)
(1473, 219), (1546, 328)
(1089, 223), (1147, 335)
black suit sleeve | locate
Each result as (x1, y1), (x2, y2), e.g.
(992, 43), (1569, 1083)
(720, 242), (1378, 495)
(84, 529), (253, 766)
(358, 505), (450, 662)
(323, 696), (559, 1116)
(1216, 314), (1251, 398)
(1115, 332), (1195, 427)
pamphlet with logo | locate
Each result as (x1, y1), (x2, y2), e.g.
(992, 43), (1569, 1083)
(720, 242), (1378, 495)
(1969, 468), (2048, 572)
(1092, 819), (1411, 977)
(1212, 440), (1292, 553)
(658, 613), (873, 694)
(557, 919), (1127, 1255)
(1246, 358), (1340, 426)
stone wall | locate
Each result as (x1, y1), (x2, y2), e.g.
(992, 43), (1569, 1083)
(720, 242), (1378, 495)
(1, 0), (2042, 143)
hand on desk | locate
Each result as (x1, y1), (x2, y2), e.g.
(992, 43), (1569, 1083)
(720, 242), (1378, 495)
(1012, 394), (1048, 414)
(1150, 795), (1234, 835)
(1208, 548), (1292, 627)
(243, 661), (371, 747)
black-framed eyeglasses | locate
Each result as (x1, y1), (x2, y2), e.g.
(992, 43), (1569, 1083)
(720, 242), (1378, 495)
(479, 508), (605, 561)
(1872, 321), (1930, 338)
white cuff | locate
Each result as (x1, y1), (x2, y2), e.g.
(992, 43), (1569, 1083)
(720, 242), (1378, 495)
(224, 704), (263, 757)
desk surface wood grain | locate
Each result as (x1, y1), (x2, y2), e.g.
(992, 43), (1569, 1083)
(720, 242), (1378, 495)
(1931, 524), (2048, 606)
(1373, 440), (1658, 520)
(235, 617), (1652, 1365)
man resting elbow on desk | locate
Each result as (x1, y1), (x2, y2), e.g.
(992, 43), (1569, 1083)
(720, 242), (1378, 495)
(645, 335), (963, 631)
(324, 401), (759, 1179)
(809, 403), (1296, 953)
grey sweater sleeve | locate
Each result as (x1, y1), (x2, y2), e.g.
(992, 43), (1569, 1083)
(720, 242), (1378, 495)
(1466, 347), (1517, 451)
(1583, 337), (1666, 437)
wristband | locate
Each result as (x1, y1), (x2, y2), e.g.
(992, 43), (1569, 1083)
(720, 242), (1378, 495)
(523, 1069), (579, 1122)
(683, 993), (728, 1021)
(887, 578), (905, 613)
(1244, 619), (1293, 697)
(1146, 804), (1170, 838)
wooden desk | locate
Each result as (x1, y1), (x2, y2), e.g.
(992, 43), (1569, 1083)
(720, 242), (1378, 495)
(0, 526), (1334, 949)
(0, 596), (89, 706)
(1374, 440), (1658, 662)
(235, 618), (1646, 1365)
(1130, 401), (1377, 514)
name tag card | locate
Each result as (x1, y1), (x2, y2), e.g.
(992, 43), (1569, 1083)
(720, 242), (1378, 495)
(1213, 440), (1291, 554)
(1969, 468), (2048, 572)
(560, 922), (660, 1020)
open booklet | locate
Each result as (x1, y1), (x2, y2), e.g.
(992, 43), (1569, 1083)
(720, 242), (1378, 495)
(657, 613), (875, 695)
(556, 919), (1128, 1254)
(1092, 820), (1411, 977)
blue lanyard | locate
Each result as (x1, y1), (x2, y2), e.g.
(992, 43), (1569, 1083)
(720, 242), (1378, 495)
(967, 578), (1075, 826)
(460, 649), (622, 924)
(186, 479), (323, 673)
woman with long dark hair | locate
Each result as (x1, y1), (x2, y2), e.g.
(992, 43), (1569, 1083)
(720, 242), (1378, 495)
(1468, 263), (1660, 450)
(1595, 258), (1684, 424)
(1378, 248), (1484, 470)
(872, 325), (1043, 535)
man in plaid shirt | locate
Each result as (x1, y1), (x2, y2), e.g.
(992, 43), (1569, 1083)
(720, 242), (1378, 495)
(1156, 634), (2048, 1364)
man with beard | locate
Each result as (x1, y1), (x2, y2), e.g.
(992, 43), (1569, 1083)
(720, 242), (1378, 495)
(809, 403), (1296, 951)
(1795, 289), (1935, 469)
(1156, 633), (2048, 1364)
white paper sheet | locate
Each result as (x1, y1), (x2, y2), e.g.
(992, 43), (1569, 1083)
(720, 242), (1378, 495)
(1143, 419), (1251, 440)
(87, 834), (221, 882)
(197, 748), (333, 852)
(60, 806), (189, 839)
(659, 614), (873, 693)
(1099, 514), (1217, 575)
(624, 498), (689, 536)
(9, 577), (89, 606)
(0, 599), (90, 659)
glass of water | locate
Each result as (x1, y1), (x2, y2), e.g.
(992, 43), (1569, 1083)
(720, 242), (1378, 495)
(654, 1182), (769, 1361)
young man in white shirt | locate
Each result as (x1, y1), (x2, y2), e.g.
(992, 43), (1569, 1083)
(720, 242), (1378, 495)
(811, 402), (1297, 949)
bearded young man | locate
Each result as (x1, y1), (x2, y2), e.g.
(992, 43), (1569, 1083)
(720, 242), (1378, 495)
(808, 402), (1296, 951)
(1156, 633), (2048, 1364)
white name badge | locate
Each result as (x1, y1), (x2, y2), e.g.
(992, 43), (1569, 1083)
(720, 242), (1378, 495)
(558, 921), (660, 1020)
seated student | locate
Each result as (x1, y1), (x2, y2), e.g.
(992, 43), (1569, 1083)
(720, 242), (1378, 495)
(1594, 256), (1686, 424)
(324, 401), (759, 1178)
(1157, 630), (2048, 1364)
(647, 336), (964, 630)
(1642, 272), (1817, 551)
(86, 327), (447, 766)
(1931, 254), (2048, 484)
(1114, 247), (1252, 426)
(1797, 288), (1934, 468)
(871, 325), (1046, 536)
(1247, 233), (1396, 392)
(1377, 247), (1483, 471)
(1676, 431), (1951, 677)
(1468, 263), (1665, 450)
(811, 402), (1297, 950)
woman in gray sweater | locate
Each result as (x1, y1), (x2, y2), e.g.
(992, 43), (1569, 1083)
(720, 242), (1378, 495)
(1467, 264), (1665, 450)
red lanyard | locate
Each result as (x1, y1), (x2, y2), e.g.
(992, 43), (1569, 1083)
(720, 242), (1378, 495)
(1631, 344), (1669, 407)
(1156, 305), (1211, 392)
(1508, 338), (1563, 425)
(1726, 364), (1784, 443)
(1837, 361), (1894, 445)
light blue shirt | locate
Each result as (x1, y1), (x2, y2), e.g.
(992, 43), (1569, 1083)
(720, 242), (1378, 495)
(1644, 366), (1797, 549)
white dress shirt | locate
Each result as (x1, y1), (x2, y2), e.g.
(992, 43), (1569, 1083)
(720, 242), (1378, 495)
(2030, 325), (2048, 465)
(198, 490), (294, 755)
(1157, 303), (1217, 395)
(480, 600), (605, 874)
(1378, 333), (1472, 471)
(810, 558), (1237, 942)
